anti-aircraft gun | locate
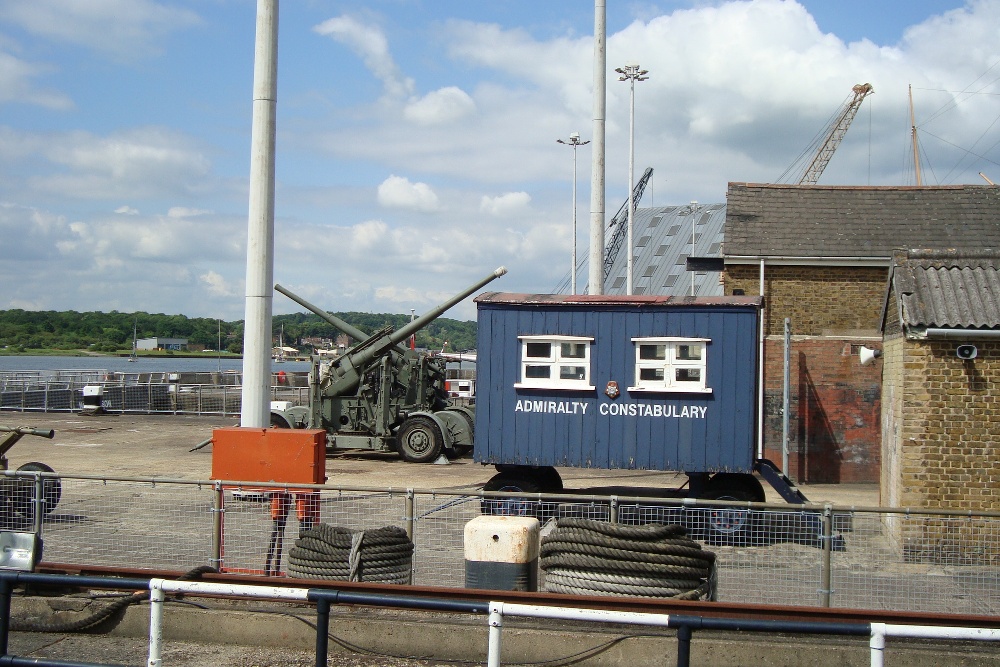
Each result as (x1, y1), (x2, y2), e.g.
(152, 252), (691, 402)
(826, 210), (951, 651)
(272, 266), (506, 462)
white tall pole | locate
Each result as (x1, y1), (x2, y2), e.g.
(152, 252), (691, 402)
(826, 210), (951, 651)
(616, 63), (648, 296)
(241, 0), (278, 428)
(588, 0), (606, 294)
(627, 76), (635, 295)
(558, 133), (590, 295)
(573, 143), (578, 294)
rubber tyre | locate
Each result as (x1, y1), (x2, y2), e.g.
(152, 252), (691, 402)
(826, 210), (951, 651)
(270, 412), (293, 429)
(698, 474), (763, 546)
(396, 416), (444, 463)
(533, 466), (564, 493)
(16, 461), (61, 515)
(481, 474), (543, 517)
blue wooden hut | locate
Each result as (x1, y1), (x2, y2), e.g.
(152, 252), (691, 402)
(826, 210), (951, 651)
(474, 293), (765, 498)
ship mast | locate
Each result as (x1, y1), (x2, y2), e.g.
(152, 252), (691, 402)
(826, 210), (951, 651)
(909, 84), (923, 186)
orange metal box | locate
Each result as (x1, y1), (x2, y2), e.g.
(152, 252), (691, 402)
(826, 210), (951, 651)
(211, 427), (327, 485)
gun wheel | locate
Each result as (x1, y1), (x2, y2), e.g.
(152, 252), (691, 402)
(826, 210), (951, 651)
(396, 416), (444, 463)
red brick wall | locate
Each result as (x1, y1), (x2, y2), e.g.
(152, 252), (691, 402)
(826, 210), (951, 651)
(761, 337), (882, 483)
(725, 264), (886, 483)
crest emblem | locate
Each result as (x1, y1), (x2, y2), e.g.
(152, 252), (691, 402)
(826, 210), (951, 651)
(605, 381), (620, 399)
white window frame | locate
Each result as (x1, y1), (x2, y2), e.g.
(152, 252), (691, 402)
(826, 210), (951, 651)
(629, 337), (712, 393)
(515, 335), (595, 390)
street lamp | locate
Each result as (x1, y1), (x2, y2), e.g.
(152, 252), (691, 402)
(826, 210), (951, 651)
(615, 62), (648, 295)
(557, 132), (590, 294)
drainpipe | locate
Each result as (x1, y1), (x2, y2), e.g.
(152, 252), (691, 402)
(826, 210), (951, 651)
(758, 259), (765, 460)
(924, 328), (1000, 339)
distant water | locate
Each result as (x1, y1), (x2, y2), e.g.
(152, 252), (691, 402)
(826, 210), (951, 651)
(0, 355), (312, 374)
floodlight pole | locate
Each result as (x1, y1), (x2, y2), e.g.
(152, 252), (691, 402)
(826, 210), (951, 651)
(616, 63), (648, 295)
(558, 133), (590, 294)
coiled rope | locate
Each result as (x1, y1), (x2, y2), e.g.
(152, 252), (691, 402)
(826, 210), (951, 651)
(11, 565), (217, 633)
(287, 524), (413, 584)
(540, 518), (715, 600)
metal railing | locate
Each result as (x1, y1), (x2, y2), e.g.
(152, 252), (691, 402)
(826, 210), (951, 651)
(5, 469), (1000, 617)
(0, 373), (307, 417)
(3, 572), (1000, 667)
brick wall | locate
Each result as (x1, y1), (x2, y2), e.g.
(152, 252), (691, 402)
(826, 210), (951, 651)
(724, 265), (888, 335)
(762, 337), (882, 483)
(725, 264), (887, 482)
(892, 339), (1000, 511)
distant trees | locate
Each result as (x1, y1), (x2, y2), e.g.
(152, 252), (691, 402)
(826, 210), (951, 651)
(0, 309), (478, 353)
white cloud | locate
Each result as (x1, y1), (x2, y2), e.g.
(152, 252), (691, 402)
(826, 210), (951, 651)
(26, 127), (212, 200)
(199, 270), (239, 298)
(114, 205), (139, 215)
(377, 175), (440, 212)
(480, 192), (531, 217)
(0, 52), (73, 109)
(0, 0), (202, 60)
(350, 219), (388, 249)
(313, 15), (414, 98)
(403, 87), (476, 125)
(167, 207), (212, 218)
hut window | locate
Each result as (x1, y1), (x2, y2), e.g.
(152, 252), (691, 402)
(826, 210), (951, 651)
(629, 337), (711, 393)
(516, 335), (595, 390)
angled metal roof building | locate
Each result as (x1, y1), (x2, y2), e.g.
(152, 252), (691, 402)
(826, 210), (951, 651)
(559, 203), (727, 297)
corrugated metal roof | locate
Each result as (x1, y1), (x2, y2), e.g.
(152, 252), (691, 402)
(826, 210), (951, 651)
(892, 250), (1000, 329)
(561, 203), (727, 296)
(610, 203), (727, 297)
(726, 183), (1000, 258)
(475, 292), (762, 308)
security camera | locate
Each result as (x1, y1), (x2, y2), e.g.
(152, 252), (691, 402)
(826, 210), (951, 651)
(956, 344), (978, 360)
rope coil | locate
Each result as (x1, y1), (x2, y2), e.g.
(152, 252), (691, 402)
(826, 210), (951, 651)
(287, 524), (413, 584)
(540, 518), (716, 600)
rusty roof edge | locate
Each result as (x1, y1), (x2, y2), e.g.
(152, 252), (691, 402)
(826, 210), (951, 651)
(475, 292), (763, 307)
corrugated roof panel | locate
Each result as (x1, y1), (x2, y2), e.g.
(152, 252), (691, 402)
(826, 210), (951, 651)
(893, 252), (1000, 329)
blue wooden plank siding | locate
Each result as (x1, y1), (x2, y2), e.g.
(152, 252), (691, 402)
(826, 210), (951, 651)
(474, 294), (761, 473)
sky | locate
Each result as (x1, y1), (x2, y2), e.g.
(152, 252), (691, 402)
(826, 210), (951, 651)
(1, 0), (998, 322)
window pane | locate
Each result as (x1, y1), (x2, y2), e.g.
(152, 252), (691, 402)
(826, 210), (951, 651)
(640, 368), (664, 381)
(525, 342), (551, 358)
(559, 365), (586, 380)
(639, 344), (666, 360)
(561, 342), (587, 359)
(525, 365), (550, 379)
(677, 344), (702, 361)
(676, 368), (701, 382)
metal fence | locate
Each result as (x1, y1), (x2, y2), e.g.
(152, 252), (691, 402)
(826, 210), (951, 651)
(4, 470), (1000, 617)
(0, 371), (308, 417)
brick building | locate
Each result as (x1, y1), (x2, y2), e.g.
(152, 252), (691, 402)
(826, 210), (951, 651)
(722, 183), (1000, 484)
(881, 249), (1000, 511)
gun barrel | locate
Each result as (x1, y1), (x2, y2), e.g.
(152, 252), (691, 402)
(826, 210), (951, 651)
(388, 266), (507, 347)
(0, 427), (54, 439)
(274, 284), (370, 342)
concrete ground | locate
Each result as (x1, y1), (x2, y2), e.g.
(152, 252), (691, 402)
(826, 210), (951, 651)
(0, 412), (880, 506)
(1, 411), (920, 666)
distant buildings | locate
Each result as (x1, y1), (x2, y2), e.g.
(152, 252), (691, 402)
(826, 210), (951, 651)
(136, 337), (187, 351)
